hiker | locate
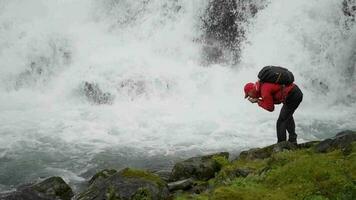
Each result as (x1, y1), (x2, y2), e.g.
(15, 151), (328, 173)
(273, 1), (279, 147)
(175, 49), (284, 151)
(244, 66), (303, 144)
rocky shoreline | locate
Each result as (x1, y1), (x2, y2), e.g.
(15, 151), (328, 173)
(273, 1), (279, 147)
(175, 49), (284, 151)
(1, 130), (355, 200)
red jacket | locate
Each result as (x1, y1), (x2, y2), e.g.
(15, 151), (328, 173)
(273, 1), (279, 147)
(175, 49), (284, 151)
(255, 82), (295, 112)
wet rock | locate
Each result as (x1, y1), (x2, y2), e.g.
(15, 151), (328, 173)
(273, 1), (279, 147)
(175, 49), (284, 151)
(297, 141), (320, 149)
(153, 170), (171, 182)
(200, 0), (267, 64)
(88, 169), (117, 186)
(239, 142), (297, 160)
(169, 152), (229, 182)
(83, 82), (113, 104)
(0, 177), (73, 200)
(77, 168), (169, 200)
(315, 130), (356, 154)
(167, 178), (194, 192)
(239, 147), (272, 160)
(272, 141), (297, 153)
(343, 0), (356, 19)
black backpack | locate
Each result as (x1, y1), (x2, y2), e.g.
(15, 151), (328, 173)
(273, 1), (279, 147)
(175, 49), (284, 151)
(258, 66), (294, 85)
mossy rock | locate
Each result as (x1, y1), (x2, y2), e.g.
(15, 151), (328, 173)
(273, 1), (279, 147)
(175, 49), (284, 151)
(152, 170), (171, 182)
(315, 130), (356, 154)
(77, 168), (168, 200)
(89, 169), (117, 186)
(32, 177), (74, 200)
(174, 139), (356, 200)
(239, 141), (297, 161)
(0, 177), (73, 200)
(169, 152), (229, 182)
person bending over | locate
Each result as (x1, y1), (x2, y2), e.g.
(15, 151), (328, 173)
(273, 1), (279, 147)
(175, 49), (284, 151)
(244, 81), (303, 144)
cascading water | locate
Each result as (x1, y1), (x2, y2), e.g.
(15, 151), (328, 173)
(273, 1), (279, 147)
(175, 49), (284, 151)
(0, 0), (355, 191)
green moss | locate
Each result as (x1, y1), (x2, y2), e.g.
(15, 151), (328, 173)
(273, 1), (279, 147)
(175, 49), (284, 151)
(33, 177), (73, 200)
(264, 148), (356, 199)
(120, 168), (166, 188)
(131, 187), (152, 200)
(174, 193), (209, 200)
(212, 155), (230, 168)
(105, 186), (120, 200)
(174, 142), (356, 200)
(211, 181), (289, 200)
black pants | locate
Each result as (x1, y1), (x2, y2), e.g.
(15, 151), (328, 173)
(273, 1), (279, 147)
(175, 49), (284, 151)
(277, 85), (303, 143)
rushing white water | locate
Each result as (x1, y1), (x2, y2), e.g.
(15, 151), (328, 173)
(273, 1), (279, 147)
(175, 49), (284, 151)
(0, 0), (355, 191)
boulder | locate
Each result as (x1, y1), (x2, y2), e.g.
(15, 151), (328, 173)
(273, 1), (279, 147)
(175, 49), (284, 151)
(0, 177), (73, 200)
(272, 141), (298, 153)
(83, 82), (113, 104)
(88, 169), (117, 186)
(77, 168), (169, 200)
(169, 152), (229, 182)
(315, 130), (356, 154)
(297, 141), (319, 149)
(152, 170), (171, 182)
(239, 141), (297, 160)
(167, 178), (194, 192)
(231, 168), (252, 178)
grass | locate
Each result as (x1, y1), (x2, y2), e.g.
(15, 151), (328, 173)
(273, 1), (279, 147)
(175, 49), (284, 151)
(119, 168), (166, 188)
(175, 142), (356, 200)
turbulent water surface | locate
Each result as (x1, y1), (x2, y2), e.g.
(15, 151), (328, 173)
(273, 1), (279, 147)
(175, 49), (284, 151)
(0, 0), (355, 191)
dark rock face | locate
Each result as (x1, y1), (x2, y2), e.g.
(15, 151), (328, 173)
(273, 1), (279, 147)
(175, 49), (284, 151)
(343, 0), (356, 20)
(200, 0), (267, 64)
(315, 130), (356, 154)
(239, 141), (297, 160)
(0, 177), (73, 200)
(83, 82), (114, 104)
(77, 168), (169, 200)
(169, 152), (229, 182)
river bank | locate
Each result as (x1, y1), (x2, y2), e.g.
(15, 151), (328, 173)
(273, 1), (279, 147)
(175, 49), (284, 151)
(1, 130), (355, 200)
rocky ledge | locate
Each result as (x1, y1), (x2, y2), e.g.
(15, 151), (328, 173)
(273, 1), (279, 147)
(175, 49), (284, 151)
(0, 130), (355, 200)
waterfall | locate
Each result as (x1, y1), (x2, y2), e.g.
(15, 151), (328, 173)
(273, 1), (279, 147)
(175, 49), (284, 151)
(0, 0), (355, 191)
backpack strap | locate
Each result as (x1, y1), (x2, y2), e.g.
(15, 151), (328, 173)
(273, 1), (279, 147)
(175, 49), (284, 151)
(275, 73), (282, 83)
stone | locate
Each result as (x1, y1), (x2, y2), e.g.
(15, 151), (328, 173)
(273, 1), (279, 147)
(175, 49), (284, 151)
(169, 152), (229, 182)
(0, 177), (73, 200)
(167, 178), (194, 192)
(272, 141), (297, 153)
(239, 147), (272, 160)
(83, 82), (113, 104)
(343, 0), (356, 19)
(297, 141), (319, 149)
(76, 168), (169, 200)
(88, 169), (117, 186)
(152, 170), (171, 183)
(315, 130), (356, 154)
(239, 141), (297, 160)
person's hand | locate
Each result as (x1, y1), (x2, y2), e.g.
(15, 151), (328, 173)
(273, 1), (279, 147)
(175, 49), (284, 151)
(248, 97), (259, 103)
